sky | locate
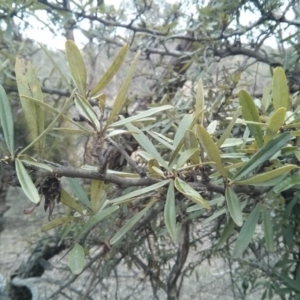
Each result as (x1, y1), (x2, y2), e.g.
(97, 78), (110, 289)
(19, 0), (296, 50)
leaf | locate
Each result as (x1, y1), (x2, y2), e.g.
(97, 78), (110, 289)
(217, 218), (235, 249)
(173, 114), (194, 148)
(41, 216), (77, 232)
(65, 40), (87, 96)
(109, 180), (170, 204)
(110, 200), (155, 245)
(90, 180), (105, 213)
(74, 94), (100, 131)
(272, 67), (289, 111)
(0, 85), (14, 155)
(232, 203), (261, 258)
(195, 79), (204, 125)
(174, 177), (210, 209)
(217, 107), (241, 148)
(238, 90), (263, 148)
(225, 187), (243, 227)
(110, 105), (173, 127)
(104, 51), (141, 130)
(68, 243), (85, 274)
(233, 165), (296, 185)
(232, 132), (292, 181)
(164, 181), (177, 241)
(262, 205), (274, 252)
(196, 125), (227, 177)
(77, 205), (119, 239)
(60, 189), (84, 214)
(264, 107), (286, 144)
(176, 148), (199, 169)
(91, 44), (129, 97)
(66, 178), (92, 209)
(184, 130), (199, 164)
(15, 57), (44, 155)
(15, 158), (40, 204)
(124, 122), (171, 171)
(20, 159), (53, 172)
(203, 208), (226, 224)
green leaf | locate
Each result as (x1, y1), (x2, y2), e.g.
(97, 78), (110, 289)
(217, 107), (241, 148)
(110, 105), (173, 127)
(272, 67), (289, 111)
(65, 40), (87, 96)
(174, 177), (210, 209)
(77, 205), (119, 239)
(90, 44), (129, 97)
(217, 218), (235, 249)
(164, 181), (177, 241)
(15, 57), (44, 155)
(110, 200), (155, 245)
(15, 158), (40, 204)
(264, 107), (286, 144)
(233, 165), (297, 185)
(232, 132), (291, 181)
(232, 203), (261, 258)
(184, 130), (199, 164)
(74, 94), (100, 131)
(109, 180), (170, 204)
(279, 273), (300, 292)
(41, 216), (77, 232)
(203, 207), (226, 224)
(238, 90), (263, 148)
(60, 189), (84, 214)
(262, 205), (274, 252)
(195, 79), (204, 125)
(173, 114), (194, 148)
(176, 148), (199, 169)
(197, 125), (227, 177)
(19, 159), (53, 172)
(66, 178), (92, 209)
(104, 51), (141, 130)
(225, 187), (243, 227)
(90, 180), (105, 213)
(124, 122), (171, 171)
(68, 243), (85, 274)
(0, 85), (14, 155)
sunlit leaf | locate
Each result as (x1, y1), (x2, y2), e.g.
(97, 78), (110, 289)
(65, 40), (87, 96)
(262, 205), (274, 252)
(264, 107), (286, 144)
(41, 216), (77, 232)
(15, 158), (40, 204)
(90, 180), (106, 213)
(238, 90), (263, 148)
(0, 85), (14, 155)
(68, 243), (85, 274)
(225, 187), (243, 227)
(15, 57), (44, 155)
(272, 67), (289, 111)
(233, 203), (261, 258)
(110, 200), (155, 245)
(173, 114), (193, 148)
(196, 125), (227, 177)
(232, 132), (291, 181)
(164, 181), (177, 241)
(90, 44), (128, 97)
(184, 130), (199, 164)
(176, 148), (199, 169)
(60, 189), (84, 214)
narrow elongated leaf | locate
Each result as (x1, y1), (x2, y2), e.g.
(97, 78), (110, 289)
(109, 180), (170, 204)
(110, 105), (173, 127)
(233, 203), (261, 258)
(164, 181), (177, 241)
(232, 132), (291, 181)
(90, 180), (105, 213)
(0, 85), (14, 155)
(217, 218), (235, 249)
(273, 67), (289, 111)
(184, 130), (199, 164)
(20, 159), (53, 172)
(104, 51), (141, 130)
(203, 208), (226, 224)
(217, 107), (241, 148)
(66, 178), (92, 209)
(279, 273), (300, 292)
(233, 165), (296, 185)
(68, 243), (85, 274)
(262, 205), (274, 252)
(225, 187), (243, 227)
(60, 189), (84, 214)
(91, 44), (128, 97)
(65, 41), (87, 96)
(264, 107), (286, 144)
(41, 216), (77, 232)
(173, 114), (193, 148)
(77, 205), (119, 239)
(124, 122), (171, 170)
(176, 148), (199, 169)
(238, 90), (263, 148)
(197, 125), (227, 177)
(195, 79), (204, 125)
(15, 57), (44, 155)
(110, 200), (155, 245)
(15, 158), (40, 204)
(175, 177), (210, 209)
